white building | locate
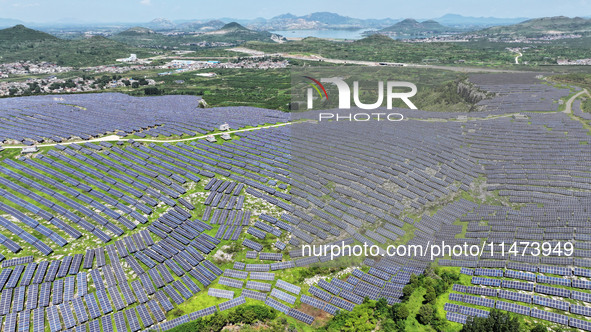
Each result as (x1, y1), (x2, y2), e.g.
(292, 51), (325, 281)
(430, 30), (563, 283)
(117, 54), (138, 63)
(22, 146), (38, 154)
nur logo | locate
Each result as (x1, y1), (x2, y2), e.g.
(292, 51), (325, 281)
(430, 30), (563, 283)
(304, 76), (418, 110)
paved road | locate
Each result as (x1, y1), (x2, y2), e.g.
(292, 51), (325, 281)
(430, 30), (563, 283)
(229, 47), (525, 73)
(515, 52), (522, 65)
(1, 123), (292, 150)
(563, 89), (590, 114)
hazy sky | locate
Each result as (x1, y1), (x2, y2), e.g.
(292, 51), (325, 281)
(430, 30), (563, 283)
(1, 0), (590, 23)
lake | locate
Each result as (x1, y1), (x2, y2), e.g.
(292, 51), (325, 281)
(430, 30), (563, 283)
(270, 29), (374, 40)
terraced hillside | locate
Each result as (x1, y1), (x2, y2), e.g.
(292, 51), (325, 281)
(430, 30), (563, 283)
(0, 73), (589, 331)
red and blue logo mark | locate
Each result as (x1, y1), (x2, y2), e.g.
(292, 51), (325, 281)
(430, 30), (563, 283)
(303, 76), (328, 101)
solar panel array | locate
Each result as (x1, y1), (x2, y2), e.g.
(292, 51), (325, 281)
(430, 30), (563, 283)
(0, 78), (590, 331)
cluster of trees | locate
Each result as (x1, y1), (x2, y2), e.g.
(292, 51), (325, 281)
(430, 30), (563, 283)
(322, 298), (409, 331)
(322, 267), (460, 332)
(169, 304), (277, 332)
(460, 309), (523, 332)
(48, 79), (77, 90)
(402, 268), (460, 330)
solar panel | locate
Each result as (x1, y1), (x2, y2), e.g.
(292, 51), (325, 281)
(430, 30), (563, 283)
(208, 288), (234, 299)
(84, 294), (101, 320)
(164, 284), (185, 304)
(330, 296), (356, 311)
(147, 299), (166, 322)
(32, 307), (44, 332)
(96, 289), (113, 314)
(13, 286), (25, 312)
(270, 288), (296, 304)
(188, 305), (217, 320)
(6, 265), (24, 289)
(73, 297), (89, 323)
(47, 305), (62, 332)
(536, 284), (570, 298)
(462, 294), (495, 308)
(276, 279), (301, 295)
(18, 309), (30, 332)
(242, 289), (268, 301)
(87, 319), (99, 332)
(219, 296), (246, 311)
(570, 317), (591, 331)
(495, 300), (530, 316)
(101, 314), (113, 332)
(107, 286), (125, 311)
(446, 311), (468, 324)
(530, 308), (568, 325)
(19, 263), (37, 287)
(339, 290), (364, 304)
(173, 279), (193, 299)
(77, 272), (87, 297)
(113, 311), (127, 332)
(32, 261), (48, 285)
(264, 297), (290, 314)
(63, 276), (75, 302)
(288, 308), (314, 325)
(125, 308), (141, 332)
(301, 294), (327, 310)
(59, 303), (76, 329)
(309, 286), (332, 302)
(224, 269), (248, 279)
(38, 282), (50, 308)
(131, 280), (149, 304)
(218, 277), (244, 289)
(26, 284), (38, 310)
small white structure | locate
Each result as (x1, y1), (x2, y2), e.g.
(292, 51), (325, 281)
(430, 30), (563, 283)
(221, 133), (231, 140)
(117, 54), (138, 63)
(195, 72), (217, 78)
(205, 135), (217, 143)
(457, 115), (468, 122)
(513, 113), (529, 120)
(219, 123), (230, 131)
(22, 146), (38, 154)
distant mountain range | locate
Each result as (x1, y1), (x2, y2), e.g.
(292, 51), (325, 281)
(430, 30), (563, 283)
(142, 12), (531, 32)
(6, 12), (530, 32)
(433, 14), (528, 28)
(111, 22), (285, 48)
(0, 25), (148, 66)
(0, 18), (25, 29)
(372, 19), (463, 36)
(478, 16), (591, 37)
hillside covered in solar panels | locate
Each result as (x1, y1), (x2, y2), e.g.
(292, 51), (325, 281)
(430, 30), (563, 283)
(0, 72), (590, 331)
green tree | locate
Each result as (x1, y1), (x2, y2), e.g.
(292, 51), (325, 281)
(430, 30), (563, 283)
(144, 87), (162, 95)
(417, 304), (434, 325)
(424, 286), (436, 304)
(530, 324), (546, 332)
(460, 309), (520, 332)
(391, 303), (409, 321)
(402, 285), (415, 300)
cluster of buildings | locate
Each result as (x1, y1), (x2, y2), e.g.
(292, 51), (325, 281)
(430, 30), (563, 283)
(408, 33), (582, 44)
(82, 64), (157, 74)
(180, 41), (235, 47)
(488, 34), (582, 43)
(557, 58), (591, 65)
(160, 58), (289, 73)
(0, 62), (72, 78)
(0, 76), (156, 97)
